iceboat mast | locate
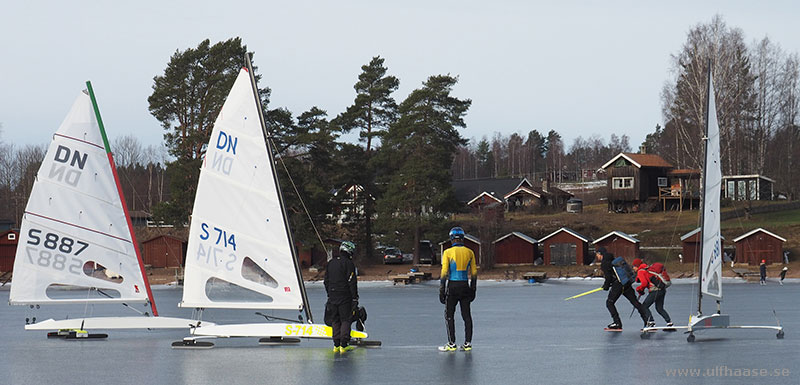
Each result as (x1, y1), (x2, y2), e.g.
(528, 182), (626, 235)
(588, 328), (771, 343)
(244, 54), (313, 324)
(86, 81), (158, 317)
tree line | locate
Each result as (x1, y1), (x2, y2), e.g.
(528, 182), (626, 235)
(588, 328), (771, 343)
(3, 16), (799, 265)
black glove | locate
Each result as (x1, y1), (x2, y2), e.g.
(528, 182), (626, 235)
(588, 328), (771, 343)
(351, 299), (359, 315)
(468, 287), (476, 302)
(439, 287), (446, 304)
(602, 283), (610, 291)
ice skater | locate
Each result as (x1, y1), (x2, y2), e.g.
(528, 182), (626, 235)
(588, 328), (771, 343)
(597, 248), (650, 331)
(780, 266), (788, 285)
(324, 241), (359, 353)
(759, 259), (767, 285)
(439, 227), (477, 352)
(632, 259), (671, 328)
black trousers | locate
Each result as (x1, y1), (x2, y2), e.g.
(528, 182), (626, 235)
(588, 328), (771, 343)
(606, 283), (650, 325)
(326, 302), (352, 347)
(445, 281), (473, 344)
(641, 289), (671, 323)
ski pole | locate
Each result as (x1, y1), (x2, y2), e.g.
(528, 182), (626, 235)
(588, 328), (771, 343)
(564, 287), (603, 301)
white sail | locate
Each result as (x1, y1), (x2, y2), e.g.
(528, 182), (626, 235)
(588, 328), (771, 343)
(9, 91), (149, 305)
(180, 68), (304, 310)
(700, 76), (723, 300)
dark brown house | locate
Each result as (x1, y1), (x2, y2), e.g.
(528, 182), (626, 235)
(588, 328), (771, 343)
(601, 152), (674, 212)
(141, 235), (186, 268)
(0, 230), (19, 272)
(733, 228), (785, 265)
(592, 231), (640, 260)
(504, 179), (573, 213)
(439, 234), (482, 266)
(467, 191), (504, 211)
(539, 227), (590, 265)
(493, 232), (538, 265)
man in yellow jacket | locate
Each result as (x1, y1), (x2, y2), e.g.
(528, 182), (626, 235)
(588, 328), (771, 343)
(438, 227), (477, 352)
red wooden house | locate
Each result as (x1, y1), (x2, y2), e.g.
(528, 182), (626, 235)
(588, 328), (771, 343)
(493, 232), (538, 265)
(439, 234), (482, 266)
(732, 228), (786, 265)
(592, 231), (639, 261)
(680, 228), (727, 264)
(141, 235), (186, 268)
(539, 227), (590, 265)
(0, 230), (19, 272)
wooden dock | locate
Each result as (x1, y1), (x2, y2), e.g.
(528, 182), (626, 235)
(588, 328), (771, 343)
(522, 271), (547, 283)
(392, 271), (432, 285)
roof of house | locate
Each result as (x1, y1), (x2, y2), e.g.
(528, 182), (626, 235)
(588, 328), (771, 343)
(722, 174), (776, 183)
(680, 227), (727, 242)
(439, 234), (480, 246)
(601, 152), (674, 170)
(452, 177), (531, 203)
(467, 191), (504, 206)
(592, 231), (639, 245)
(503, 185), (573, 200)
(493, 232), (538, 245)
(668, 169), (701, 177)
(504, 186), (542, 200)
(539, 227), (590, 243)
(732, 228), (786, 243)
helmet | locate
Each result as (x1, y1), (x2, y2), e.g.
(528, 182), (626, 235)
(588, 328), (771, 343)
(339, 241), (356, 256)
(449, 227), (465, 241)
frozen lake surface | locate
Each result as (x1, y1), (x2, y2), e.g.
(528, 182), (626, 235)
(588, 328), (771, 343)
(1, 278), (796, 384)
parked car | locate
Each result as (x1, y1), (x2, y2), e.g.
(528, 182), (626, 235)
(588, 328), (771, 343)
(417, 240), (436, 265)
(382, 247), (404, 264)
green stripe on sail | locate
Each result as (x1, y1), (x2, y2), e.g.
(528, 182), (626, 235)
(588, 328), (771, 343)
(86, 81), (112, 154)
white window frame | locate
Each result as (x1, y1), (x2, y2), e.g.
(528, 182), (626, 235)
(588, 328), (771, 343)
(612, 177), (634, 189)
(7, 233), (15, 240)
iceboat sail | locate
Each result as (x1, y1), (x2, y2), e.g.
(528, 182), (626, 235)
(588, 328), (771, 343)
(174, 55), (379, 348)
(179, 64), (310, 316)
(642, 64), (783, 341)
(10, 84), (155, 310)
(699, 75), (723, 301)
(9, 83), (205, 332)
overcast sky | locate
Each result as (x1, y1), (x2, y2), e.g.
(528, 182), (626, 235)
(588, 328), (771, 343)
(2, 1), (799, 154)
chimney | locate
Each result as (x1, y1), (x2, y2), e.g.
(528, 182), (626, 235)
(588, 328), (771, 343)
(542, 178), (550, 192)
(639, 144), (647, 154)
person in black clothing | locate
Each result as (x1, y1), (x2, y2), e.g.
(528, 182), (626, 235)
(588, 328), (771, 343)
(759, 259), (767, 285)
(324, 241), (359, 353)
(596, 247), (650, 330)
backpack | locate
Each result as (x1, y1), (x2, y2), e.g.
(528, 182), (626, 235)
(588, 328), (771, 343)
(611, 257), (635, 286)
(648, 262), (672, 288)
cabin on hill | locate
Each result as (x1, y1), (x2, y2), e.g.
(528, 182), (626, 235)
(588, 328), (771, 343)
(453, 177), (573, 213)
(493, 232), (538, 265)
(732, 228), (785, 265)
(539, 227), (590, 265)
(601, 152), (700, 212)
(722, 175), (775, 201)
(0, 230), (19, 272)
(453, 177), (531, 209)
(504, 179), (573, 212)
(141, 235), (186, 268)
(592, 231), (639, 260)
